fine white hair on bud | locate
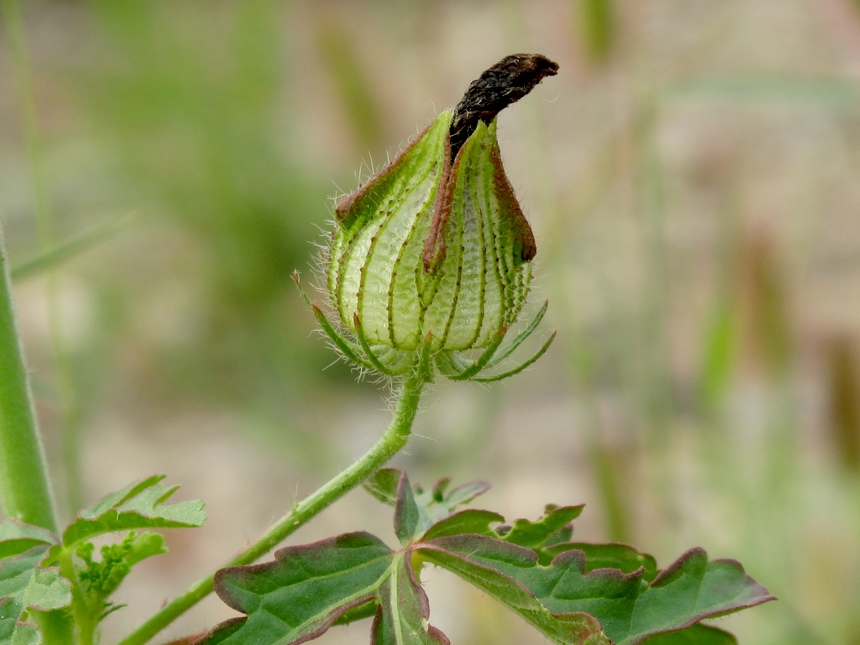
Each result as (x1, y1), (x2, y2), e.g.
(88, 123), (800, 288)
(296, 54), (558, 382)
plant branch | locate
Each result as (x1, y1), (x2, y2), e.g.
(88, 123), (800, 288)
(0, 227), (58, 533)
(117, 367), (427, 645)
(0, 227), (77, 639)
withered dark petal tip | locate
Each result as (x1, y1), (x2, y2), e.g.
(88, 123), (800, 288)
(450, 53), (559, 160)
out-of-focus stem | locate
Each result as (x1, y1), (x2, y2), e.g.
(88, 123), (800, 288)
(0, 228), (58, 532)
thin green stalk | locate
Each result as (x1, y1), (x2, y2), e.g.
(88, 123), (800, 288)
(117, 369), (427, 645)
(1, 226), (76, 640)
(56, 548), (97, 645)
(0, 228), (58, 532)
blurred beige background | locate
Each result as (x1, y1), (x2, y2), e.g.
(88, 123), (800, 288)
(2, 0), (860, 643)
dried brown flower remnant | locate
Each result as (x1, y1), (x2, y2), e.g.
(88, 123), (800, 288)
(449, 53), (559, 160)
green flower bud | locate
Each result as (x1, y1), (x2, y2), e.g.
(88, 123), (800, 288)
(296, 54), (558, 381)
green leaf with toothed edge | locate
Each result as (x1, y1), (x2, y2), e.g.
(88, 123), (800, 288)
(495, 504), (584, 553)
(56, 475), (206, 550)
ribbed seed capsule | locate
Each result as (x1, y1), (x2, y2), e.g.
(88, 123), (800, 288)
(312, 54), (558, 380)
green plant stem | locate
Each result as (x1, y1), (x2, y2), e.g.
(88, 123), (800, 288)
(0, 229), (58, 533)
(0, 230), (75, 640)
(2, 0), (85, 517)
(118, 369), (426, 645)
(57, 547), (96, 645)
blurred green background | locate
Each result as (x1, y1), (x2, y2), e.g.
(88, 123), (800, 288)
(2, 0), (860, 643)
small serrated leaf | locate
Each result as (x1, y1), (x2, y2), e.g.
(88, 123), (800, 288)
(22, 567), (72, 613)
(204, 532), (394, 644)
(0, 547), (73, 643)
(0, 520), (58, 560)
(368, 469), (491, 529)
(421, 509), (504, 541)
(415, 478), (490, 517)
(497, 504), (584, 552)
(122, 532), (167, 568)
(61, 475), (206, 547)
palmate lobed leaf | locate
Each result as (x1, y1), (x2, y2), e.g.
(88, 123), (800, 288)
(0, 546), (72, 644)
(59, 475), (206, 548)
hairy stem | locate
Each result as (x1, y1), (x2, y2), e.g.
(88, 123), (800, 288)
(0, 229), (58, 533)
(117, 369), (427, 645)
(0, 228), (76, 640)
(2, 0), (85, 517)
